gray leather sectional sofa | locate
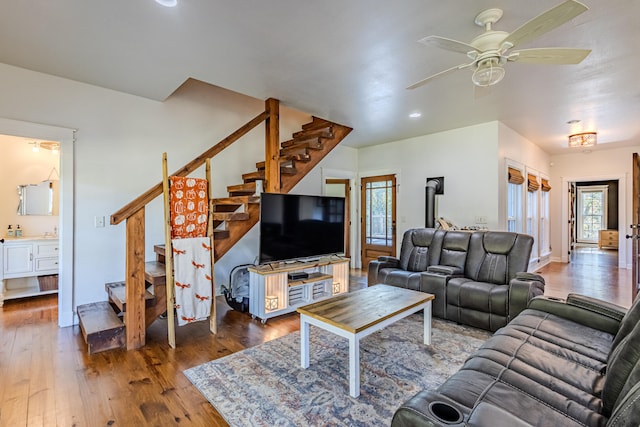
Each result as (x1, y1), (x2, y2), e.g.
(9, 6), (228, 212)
(392, 293), (640, 427)
(368, 228), (545, 331)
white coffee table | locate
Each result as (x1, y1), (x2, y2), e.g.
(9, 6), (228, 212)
(296, 284), (434, 397)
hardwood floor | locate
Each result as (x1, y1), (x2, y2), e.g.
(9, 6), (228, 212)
(0, 250), (631, 426)
(536, 247), (631, 308)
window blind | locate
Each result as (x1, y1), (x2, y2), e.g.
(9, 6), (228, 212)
(541, 178), (551, 192)
(527, 174), (540, 192)
(508, 167), (525, 185)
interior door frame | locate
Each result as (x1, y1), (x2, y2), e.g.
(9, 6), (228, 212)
(324, 178), (351, 259)
(631, 153), (639, 300)
(358, 169), (401, 269)
(561, 174), (626, 268)
(0, 117), (75, 327)
(360, 173), (397, 270)
(321, 168), (356, 268)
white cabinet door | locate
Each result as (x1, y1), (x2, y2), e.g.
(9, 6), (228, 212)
(3, 244), (33, 276)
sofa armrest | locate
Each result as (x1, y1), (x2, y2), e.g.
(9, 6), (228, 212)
(566, 293), (626, 322)
(377, 256), (400, 265)
(392, 390), (466, 427)
(508, 273), (545, 320)
(426, 265), (463, 276)
(528, 295), (625, 335)
(367, 256), (399, 286)
(468, 402), (534, 427)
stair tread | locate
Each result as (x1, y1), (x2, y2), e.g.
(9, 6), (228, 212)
(212, 204), (242, 212)
(242, 165), (297, 176)
(213, 196), (260, 204)
(212, 212), (250, 221)
(242, 171), (264, 182)
(292, 125), (333, 139)
(280, 140), (325, 154)
(78, 302), (124, 335)
(106, 281), (156, 312)
(227, 182), (256, 191)
(302, 117), (332, 131)
(256, 159), (292, 169)
(145, 261), (166, 280)
(281, 136), (328, 149)
(77, 302), (126, 354)
(227, 182), (257, 196)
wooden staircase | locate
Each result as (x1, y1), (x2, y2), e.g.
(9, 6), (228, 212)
(76, 101), (352, 354)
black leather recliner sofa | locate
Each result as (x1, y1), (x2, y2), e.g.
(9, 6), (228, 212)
(368, 228), (545, 331)
(392, 294), (640, 427)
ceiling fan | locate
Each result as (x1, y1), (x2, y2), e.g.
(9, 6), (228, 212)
(407, 0), (591, 89)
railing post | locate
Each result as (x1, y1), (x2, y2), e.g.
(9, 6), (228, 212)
(125, 207), (146, 350)
(265, 98), (280, 193)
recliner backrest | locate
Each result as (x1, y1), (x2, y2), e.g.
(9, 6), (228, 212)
(438, 230), (472, 272)
(603, 318), (640, 416)
(610, 295), (640, 352)
(398, 228), (443, 272)
(465, 231), (533, 284)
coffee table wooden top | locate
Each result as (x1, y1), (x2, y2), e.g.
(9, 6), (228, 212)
(296, 284), (434, 334)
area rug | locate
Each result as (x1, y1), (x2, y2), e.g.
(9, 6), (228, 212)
(184, 314), (491, 426)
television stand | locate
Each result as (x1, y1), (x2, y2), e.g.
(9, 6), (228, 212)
(247, 257), (350, 324)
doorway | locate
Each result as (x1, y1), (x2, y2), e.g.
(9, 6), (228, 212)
(631, 153), (640, 300)
(324, 178), (350, 258)
(0, 117), (75, 327)
(360, 174), (397, 270)
(562, 176), (625, 269)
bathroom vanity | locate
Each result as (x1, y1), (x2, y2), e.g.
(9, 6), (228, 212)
(0, 237), (59, 306)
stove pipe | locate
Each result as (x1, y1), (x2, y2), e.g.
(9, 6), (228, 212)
(425, 178), (443, 228)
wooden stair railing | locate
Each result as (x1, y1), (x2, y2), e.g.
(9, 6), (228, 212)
(106, 98), (352, 351)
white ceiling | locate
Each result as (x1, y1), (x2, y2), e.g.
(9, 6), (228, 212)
(0, 0), (638, 154)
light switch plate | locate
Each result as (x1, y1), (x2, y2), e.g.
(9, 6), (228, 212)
(94, 216), (105, 228)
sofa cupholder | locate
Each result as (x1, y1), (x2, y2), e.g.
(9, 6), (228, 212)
(428, 401), (463, 424)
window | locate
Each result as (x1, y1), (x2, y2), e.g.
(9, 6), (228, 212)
(526, 172), (539, 260)
(577, 186), (608, 243)
(507, 166), (524, 232)
(539, 178), (551, 255)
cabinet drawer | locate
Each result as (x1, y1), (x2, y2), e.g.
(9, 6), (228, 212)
(35, 257), (59, 272)
(35, 243), (59, 258)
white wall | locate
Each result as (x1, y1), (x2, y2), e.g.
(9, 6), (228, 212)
(549, 145), (639, 268)
(358, 122), (500, 243)
(0, 63), (357, 314)
(0, 135), (60, 236)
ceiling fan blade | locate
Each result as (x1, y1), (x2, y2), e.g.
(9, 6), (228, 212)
(508, 48), (591, 64)
(418, 35), (478, 55)
(502, 0), (588, 49)
(406, 62), (474, 90)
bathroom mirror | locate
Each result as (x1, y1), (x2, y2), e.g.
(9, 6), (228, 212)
(17, 180), (59, 216)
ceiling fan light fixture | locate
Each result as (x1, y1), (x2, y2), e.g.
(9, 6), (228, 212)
(568, 132), (597, 148)
(472, 58), (505, 87)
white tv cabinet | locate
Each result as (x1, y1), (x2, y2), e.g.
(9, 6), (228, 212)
(248, 256), (350, 323)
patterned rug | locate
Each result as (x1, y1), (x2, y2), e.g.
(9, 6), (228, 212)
(184, 314), (491, 426)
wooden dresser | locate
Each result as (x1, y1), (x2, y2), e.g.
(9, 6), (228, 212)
(598, 229), (619, 249)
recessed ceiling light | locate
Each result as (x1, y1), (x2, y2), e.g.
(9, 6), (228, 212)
(566, 119), (581, 124)
(409, 112), (422, 118)
(155, 0), (177, 7)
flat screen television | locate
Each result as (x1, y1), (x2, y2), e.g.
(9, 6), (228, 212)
(259, 192), (345, 264)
